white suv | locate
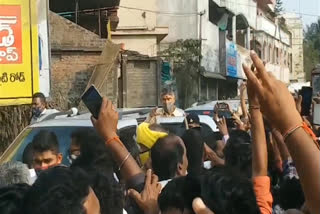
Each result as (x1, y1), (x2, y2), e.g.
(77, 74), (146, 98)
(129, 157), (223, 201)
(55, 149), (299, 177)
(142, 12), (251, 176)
(0, 111), (217, 165)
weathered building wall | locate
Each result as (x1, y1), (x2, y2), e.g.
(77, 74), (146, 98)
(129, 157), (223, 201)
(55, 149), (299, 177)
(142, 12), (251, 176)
(125, 59), (159, 107)
(283, 13), (305, 82)
(50, 12), (118, 110)
(157, 0), (199, 43)
(50, 52), (101, 110)
(0, 12), (119, 153)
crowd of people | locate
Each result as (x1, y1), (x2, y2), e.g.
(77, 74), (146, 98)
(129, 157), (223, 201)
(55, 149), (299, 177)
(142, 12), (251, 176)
(0, 52), (319, 214)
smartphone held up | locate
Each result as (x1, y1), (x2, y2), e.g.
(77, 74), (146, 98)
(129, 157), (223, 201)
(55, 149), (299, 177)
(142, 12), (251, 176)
(81, 85), (103, 119)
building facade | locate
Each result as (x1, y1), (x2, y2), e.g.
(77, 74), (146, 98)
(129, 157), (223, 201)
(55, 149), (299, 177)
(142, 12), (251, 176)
(283, 13), (305, 83)
(109, 0), (296, 107)
(111, 0), (168, 56)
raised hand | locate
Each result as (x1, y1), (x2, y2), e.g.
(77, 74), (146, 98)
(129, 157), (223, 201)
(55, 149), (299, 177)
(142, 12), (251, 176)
(215, 116), (228, 136)
(91, 97), (119, 141)
(242, 51), (302, 134)
(128, 169), (162, 214)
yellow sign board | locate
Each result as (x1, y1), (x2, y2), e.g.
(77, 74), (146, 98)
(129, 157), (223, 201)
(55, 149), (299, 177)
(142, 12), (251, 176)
(0, 0), (39, 106)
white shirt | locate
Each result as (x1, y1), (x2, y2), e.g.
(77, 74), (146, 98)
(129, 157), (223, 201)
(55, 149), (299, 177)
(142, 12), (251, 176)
(159, 179), (172, 189)
(30, 108), (59, 124)
(146, 107), (185, 123)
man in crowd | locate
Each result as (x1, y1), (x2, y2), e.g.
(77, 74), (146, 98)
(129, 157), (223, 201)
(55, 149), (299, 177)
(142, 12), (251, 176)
(30, 92), (58, 125)
(31, 130), (63, 171)
(146, 88), (185, 123)
(0, 162), (31, 187)
(151, 135), (188, 184)
(186, 113), (201, 129)
(24, 166), (100, 214)
(136, 122), (168, 167)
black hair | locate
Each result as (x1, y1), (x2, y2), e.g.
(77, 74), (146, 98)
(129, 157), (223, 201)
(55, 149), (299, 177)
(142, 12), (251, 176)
(149, 123), (168, 133)
(200, 166), (260, 214)
(22, 143), (33, 168)
(24, 166), (90, 214)
(279, 177), (305, 210)
(32, 92), (46, 104)
(70, 129), (83, 147)
(158, 176), (201, 214)
(204, 132), (223, 151)
(161, 88), (174, 97)
(32, 130), (59, 154)
(182, 129), (204, 175)
(224, 130), (252, 178)
(0, 183), (30, 214)
(151, 135), (184, 181)
(71, 129), (124, 214)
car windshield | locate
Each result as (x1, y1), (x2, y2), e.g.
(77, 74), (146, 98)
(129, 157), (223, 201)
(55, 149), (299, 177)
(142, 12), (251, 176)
(9, 127), (94, 166)
(160, 122), (214, 138)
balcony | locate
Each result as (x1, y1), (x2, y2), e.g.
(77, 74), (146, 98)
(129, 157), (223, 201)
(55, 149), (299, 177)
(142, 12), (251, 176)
(256, 16), (291, 46)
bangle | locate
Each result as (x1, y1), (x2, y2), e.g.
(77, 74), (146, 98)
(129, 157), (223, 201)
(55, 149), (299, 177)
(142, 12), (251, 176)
(106, 136), (121, 145)
(118, 152), (131, 171)
(283, 122), (320, 150)
(283, 124), (302, 142)
(249, 105), (260, 110)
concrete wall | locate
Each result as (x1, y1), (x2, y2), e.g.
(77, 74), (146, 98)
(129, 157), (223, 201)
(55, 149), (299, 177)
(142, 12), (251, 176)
(50, 12), (106, 51)
(49, 12), (118, 110)
(50, 52), (101, 110)
(223, 0), (257, 28)
(283, 13), (304, 82)
(112, 35), (157, 56)
(266, 63), (290, 83)
(256, 16), (291, 46)
(199, 0), (220, 73)
(157, 0), (198, 43)
(117, 0), (157, 30)
(125, 60), (159, 107)
(112, 0), (165, 57)
(255, 32), (291, 83)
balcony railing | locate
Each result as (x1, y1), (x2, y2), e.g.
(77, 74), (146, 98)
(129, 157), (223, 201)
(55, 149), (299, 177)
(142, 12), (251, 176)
(256, 16), (291, 46)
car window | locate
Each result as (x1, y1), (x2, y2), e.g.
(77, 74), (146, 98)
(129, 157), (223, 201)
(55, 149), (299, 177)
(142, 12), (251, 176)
(160, 123), (186, 137)
(160, 122), (214, 138)
(185, 110), (214, 117)
(200, 123), (215, 139)
(5, 125), (138, 167)
(10, 127), (94, 166)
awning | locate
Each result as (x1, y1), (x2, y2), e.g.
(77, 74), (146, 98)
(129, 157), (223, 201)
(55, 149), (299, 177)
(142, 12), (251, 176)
(201, 71), (226, 80)
(209, 0), (234, 31)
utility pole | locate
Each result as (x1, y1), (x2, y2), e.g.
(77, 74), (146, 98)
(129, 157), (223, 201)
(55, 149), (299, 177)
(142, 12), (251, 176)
(75, 0), (79, 24)
(198, 10), (206, 101)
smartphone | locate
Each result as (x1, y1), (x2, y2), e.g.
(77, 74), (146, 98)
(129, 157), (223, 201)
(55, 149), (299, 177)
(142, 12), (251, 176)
(81, 85), (103, 119)
(299, 87), (313, 116)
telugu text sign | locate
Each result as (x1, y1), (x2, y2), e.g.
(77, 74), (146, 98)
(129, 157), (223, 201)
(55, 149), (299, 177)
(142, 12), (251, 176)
(0, 0), (39, 106)
(0, 5), (22, 64)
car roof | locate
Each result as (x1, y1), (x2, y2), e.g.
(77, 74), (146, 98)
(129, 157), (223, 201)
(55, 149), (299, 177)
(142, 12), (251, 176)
(186, 100), (241, 112)
(30, 113), (138, 130)
(29, 112), (218, 132)
(157, 115), (218, 132)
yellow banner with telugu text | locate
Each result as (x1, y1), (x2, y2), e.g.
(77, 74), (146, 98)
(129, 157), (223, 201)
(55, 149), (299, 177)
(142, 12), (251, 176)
(0, 0), (39, 106)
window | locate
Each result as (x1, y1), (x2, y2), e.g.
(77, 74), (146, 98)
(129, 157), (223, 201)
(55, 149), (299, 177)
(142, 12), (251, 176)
(263, 42), (267, 61)
(275, 48), (279, 64)
(284, 51), (287, 66)
(269, 45), (272, 63)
